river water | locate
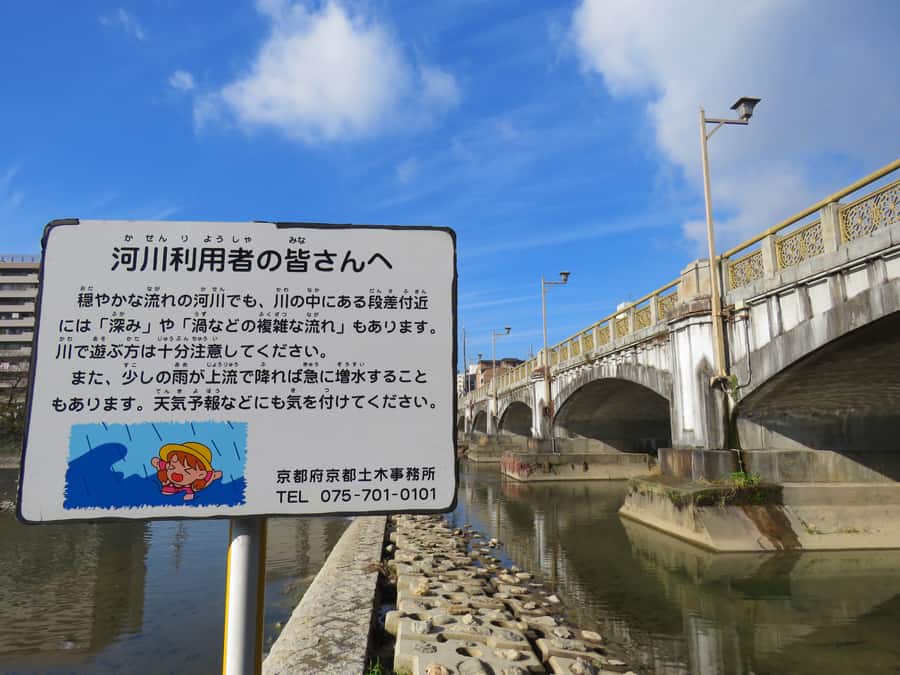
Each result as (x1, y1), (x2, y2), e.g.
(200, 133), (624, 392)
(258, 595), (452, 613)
(3, 463), (900, 673)
(0, 468), (348, 674)
(451, 463), (900, 674)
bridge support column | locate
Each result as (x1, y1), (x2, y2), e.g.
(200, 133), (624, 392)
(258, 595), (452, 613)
(529, 373), (550, 440)
(668, 261), (729, 457)
(486, 397), (497, 435)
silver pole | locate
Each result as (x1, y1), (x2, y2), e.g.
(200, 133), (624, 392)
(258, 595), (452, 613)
(222, 517), (267, 675)
(541, 277), (550, 437)
(699, 106), (727, 379)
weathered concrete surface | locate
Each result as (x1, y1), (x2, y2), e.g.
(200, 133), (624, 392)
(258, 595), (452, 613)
(501, 451), (653, 482)
(387, 514), (635, 675)
(463, 435), (527, 463)
(263, 516), (386, 675)
(620, 477), (900, 552)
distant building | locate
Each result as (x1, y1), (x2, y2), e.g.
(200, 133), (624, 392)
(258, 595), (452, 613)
(473, 357), (523, 390)
(0, 255), (40, 376)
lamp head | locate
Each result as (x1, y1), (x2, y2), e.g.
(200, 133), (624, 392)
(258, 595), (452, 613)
(504, 326), (511, 334)
(730, 96), (761, 122)
(559, 271), (570, 283)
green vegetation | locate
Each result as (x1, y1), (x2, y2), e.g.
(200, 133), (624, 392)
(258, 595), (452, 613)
(727, 373), (741, 400)
(637, 472), (777, 510)
(728, 470), (761, 488)
(365, 658), (386, 675)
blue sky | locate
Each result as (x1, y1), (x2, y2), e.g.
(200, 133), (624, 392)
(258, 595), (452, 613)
(2, 1), (898, 366)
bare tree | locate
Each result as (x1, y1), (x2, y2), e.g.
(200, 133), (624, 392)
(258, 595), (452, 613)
(0, 369), (28, 451)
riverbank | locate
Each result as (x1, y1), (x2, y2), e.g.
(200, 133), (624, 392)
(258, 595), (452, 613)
(384, 514), (636, 674)
(264, 510), (637, 674)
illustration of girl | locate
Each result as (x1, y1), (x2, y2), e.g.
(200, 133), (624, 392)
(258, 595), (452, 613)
(151, 441), (222, 501)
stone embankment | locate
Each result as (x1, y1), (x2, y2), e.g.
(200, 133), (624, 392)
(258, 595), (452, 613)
(264, 516), (387, 675)
(385, 514), (636, 675)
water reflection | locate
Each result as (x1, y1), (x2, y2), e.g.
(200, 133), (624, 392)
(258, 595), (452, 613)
(451, 463), (900, 674)
(0, 469), (348, 674)
(0, 516), (147, 669)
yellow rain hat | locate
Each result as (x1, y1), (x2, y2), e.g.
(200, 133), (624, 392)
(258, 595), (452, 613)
(160, 442), (213, 472)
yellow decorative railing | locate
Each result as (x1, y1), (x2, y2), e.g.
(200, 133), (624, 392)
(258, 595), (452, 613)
(597, 323), (611, 346)
(840, 177), (899, 243)
(724, 160), (900, 289)
(634, 305), (652, 330)
(656, 289), (678, 318)
(776, 219), (824, 268)
(461, 160), (899, 405)
(727, 249), (764, 289)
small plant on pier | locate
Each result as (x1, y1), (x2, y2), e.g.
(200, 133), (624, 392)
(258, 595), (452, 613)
(365, 657), (386, 675)
(729, 471), (761, 488)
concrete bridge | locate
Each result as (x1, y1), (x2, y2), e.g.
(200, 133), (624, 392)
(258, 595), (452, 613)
(461, 160), (900, 487)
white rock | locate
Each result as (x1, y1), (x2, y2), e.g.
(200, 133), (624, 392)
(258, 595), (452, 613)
(494, 648), (523, 661)
(410, 618), (433, 635)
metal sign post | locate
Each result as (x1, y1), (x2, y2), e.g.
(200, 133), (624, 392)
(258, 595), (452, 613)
(222, 517), (267, 675)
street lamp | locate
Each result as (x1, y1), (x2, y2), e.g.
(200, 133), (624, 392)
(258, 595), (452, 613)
(540, 271), (570, 429)
(491, 327), (511, 395)
(699, 97), (761, 381)
(491, 327), (511, 433)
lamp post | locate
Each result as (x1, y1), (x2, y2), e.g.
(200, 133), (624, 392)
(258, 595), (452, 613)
(540, 271), (570, 440)
(491, 327), (511, 416)
(699, 97), (761, 381)
(461, 326), (469, 394)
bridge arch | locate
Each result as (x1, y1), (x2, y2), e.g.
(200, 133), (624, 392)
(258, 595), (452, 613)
(732, 278), (900, 401)
(499, 400), (533, 437)
(734, 309), (900, 480)
(553, 376), (672, 452)
(555, 361), (672, 405)
(472, 410), (488, 434)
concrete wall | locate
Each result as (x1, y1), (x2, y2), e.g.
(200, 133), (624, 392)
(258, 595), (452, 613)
(263, 516), (386, 675)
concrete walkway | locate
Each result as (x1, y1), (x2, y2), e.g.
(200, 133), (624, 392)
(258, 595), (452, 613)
(263, 516), (387, 675)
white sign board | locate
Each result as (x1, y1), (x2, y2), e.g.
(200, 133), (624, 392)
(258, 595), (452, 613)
(19, 220), (457, 522)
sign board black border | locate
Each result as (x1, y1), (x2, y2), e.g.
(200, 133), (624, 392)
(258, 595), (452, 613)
(17, 219), (459, 524)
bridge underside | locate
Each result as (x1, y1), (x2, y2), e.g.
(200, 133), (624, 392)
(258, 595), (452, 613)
(555, 378), (671, 452)
(736, 311), (900, 481)
(499, 401), (532, 437)
(472, 410), (487, 434)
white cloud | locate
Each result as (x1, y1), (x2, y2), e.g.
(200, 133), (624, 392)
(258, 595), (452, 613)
(396, 157), (420, 185)
(147, 206), (180, 221)
(204, 1), (460, 142)
(169, 70), (196, 92)
(99, 8), (146, 41)
(420, 66), (461, 108)
(1, 165), (24, 211)
(1, 165), (19, 188)
(571, 0), (900, 251)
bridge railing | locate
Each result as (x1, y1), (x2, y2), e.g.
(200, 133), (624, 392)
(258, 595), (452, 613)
(461, 159), (899, 408)
(723, 159), (899, 290)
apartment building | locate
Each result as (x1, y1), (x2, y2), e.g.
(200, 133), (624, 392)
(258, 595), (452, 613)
(0, 255), (40, 377)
